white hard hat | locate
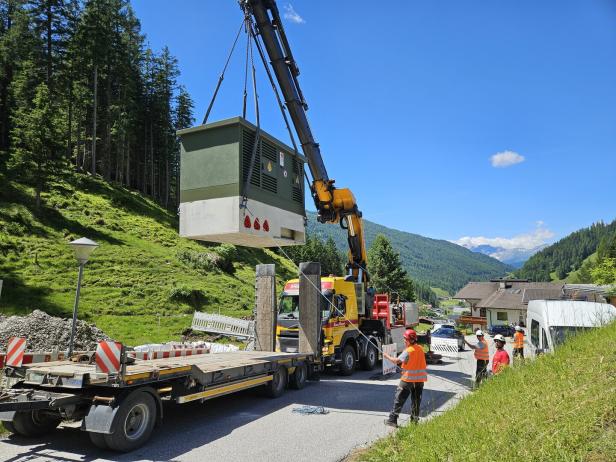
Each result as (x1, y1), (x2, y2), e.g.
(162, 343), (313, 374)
(475, 329), (484, 336)
(494, 334), (506, 342)
(515, 325), (523, 331)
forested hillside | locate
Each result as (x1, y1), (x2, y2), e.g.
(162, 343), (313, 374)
(516, 219), (616, 281)
(0, 0), (193, 209)
(306, 212), (512, 293)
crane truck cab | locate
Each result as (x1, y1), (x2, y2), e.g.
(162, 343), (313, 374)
(276, 277), (418, 375)
(526, 300), (616, 357)
(276, 277), (372, 375)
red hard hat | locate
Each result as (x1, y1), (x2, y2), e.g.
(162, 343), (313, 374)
(403, 329), (417, 340)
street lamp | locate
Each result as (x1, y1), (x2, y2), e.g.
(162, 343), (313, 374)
(68, 237), (98, 356)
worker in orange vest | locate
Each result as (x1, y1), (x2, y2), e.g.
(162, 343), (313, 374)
(464, 329), (490, 387)
(383, 329), (427, 428)
(513, 325), (525, 361)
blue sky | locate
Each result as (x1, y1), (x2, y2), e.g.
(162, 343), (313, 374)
(133, 0), (616, 252)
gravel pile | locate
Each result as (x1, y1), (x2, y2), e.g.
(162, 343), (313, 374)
(0, 310), (110, 351)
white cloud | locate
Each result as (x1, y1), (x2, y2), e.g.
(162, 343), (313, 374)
(490, 150), (525, 168)
(454, 223), (555, 252)
(283, 4), (305, 24)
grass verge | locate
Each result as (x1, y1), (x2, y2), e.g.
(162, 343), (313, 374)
(358, 321), (616, 462)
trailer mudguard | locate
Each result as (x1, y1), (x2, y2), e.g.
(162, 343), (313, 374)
(0, 411), (16, 422)
(83, 404), (118, 434)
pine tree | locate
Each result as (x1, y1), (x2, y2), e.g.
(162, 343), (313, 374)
(367, 234), (408, 296)
(10, 82), (64, 208)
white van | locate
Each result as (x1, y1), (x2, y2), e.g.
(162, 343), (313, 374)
(526, 300), (616, 357)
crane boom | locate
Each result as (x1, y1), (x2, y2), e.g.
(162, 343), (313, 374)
(244, 0), (369, 284)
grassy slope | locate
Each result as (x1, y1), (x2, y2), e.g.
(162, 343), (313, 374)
(306, 211), (512, 294)
(359, 322), (616, 462)
(0, 174), (297, 345)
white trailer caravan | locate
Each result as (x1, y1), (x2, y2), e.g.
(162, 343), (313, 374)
(526, 300), (616, 357)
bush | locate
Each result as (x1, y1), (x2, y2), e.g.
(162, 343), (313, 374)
(176, 247), (235, 274)
(169, 286), (207, 308)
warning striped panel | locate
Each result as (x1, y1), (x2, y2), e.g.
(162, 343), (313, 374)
(431, 337), (461, 358)
(6, 337), (26, 367)
(95, 341), (123, 374)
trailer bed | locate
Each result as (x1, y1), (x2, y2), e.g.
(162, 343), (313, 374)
(17, 350), (310, 389)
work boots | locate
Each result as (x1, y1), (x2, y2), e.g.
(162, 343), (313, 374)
(384, 417), (398, 428)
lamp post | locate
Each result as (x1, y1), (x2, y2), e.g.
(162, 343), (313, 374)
(68, 237), (98, 356)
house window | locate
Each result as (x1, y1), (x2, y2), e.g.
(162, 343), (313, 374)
(480, 308), (486, 318)
(496, 311), (508, 322)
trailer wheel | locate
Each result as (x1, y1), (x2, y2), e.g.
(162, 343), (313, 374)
(360, 343), (377, 371)
(2, 420), (18, 435)
(289, 362), (307, 390)
(89, 431), (109, 450)
(264, 366), (288, 398)
(11, 411), (61, 437)
(339, 345), (356, 376)
(104, 390), (156, 452)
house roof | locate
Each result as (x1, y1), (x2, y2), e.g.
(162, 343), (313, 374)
(453, 282), (498, 300)
(456, 281), (565, 310)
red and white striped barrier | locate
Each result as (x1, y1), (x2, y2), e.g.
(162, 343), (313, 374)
(95, 341), (123, 374)
(127, 347), (209, 361)
(0, 351), (68, 368)
(5, 337), (26, 367)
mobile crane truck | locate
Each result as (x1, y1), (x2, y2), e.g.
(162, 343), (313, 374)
(242, 1), (419, 370)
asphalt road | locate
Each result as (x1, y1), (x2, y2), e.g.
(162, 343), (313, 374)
(0, 341), (507, 462)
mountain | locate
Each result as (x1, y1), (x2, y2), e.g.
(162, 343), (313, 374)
(516, 219), (616, 281)
(461, 243), (547, 268)
(306, 212), (512, 293)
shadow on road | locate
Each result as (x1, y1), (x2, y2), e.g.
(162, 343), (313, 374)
(1, 370), (459, 462)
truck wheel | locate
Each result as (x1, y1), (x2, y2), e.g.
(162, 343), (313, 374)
(289, 362), (307, 390)
(104, 390), (156, 452)
(89, 431), (109, 449)
(360, 343), (377, 371)
(339, 345), (356, 376)
(12, 411), (61, 437)
(264, 366), (288, 398)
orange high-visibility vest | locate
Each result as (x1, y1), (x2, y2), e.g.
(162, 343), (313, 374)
(401, 344), (427, 383)
(513, 332), (524, 349)
(474, 338), (489, 361)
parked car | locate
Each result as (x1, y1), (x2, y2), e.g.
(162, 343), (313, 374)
(488, 325), (516, 337)
(431, 327), (465, 351)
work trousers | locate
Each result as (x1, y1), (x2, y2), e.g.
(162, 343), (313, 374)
(475, 359), (489, 386)
(513, 347), (524, 359)
(389, 380), (423, 423)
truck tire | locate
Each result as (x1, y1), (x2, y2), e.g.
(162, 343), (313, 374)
(339, 345), (356, 376)
(289, 362), (307, 390)
(360, 343), (377, 371)
(89, 431), (109, 449)
(11, 411), (61, 437)
(264, 366), (288, 398)
(104, 390), (156, 452)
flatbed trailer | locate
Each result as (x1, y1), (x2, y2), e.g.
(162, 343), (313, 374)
(0, 348), (313, 452)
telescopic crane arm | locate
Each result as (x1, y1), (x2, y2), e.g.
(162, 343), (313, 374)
(243, 0), (369, 284)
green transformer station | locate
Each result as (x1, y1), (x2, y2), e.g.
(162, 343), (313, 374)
(178, 117), (306, 247)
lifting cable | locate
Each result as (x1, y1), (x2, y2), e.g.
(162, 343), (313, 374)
(202, 19), (245, 125)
